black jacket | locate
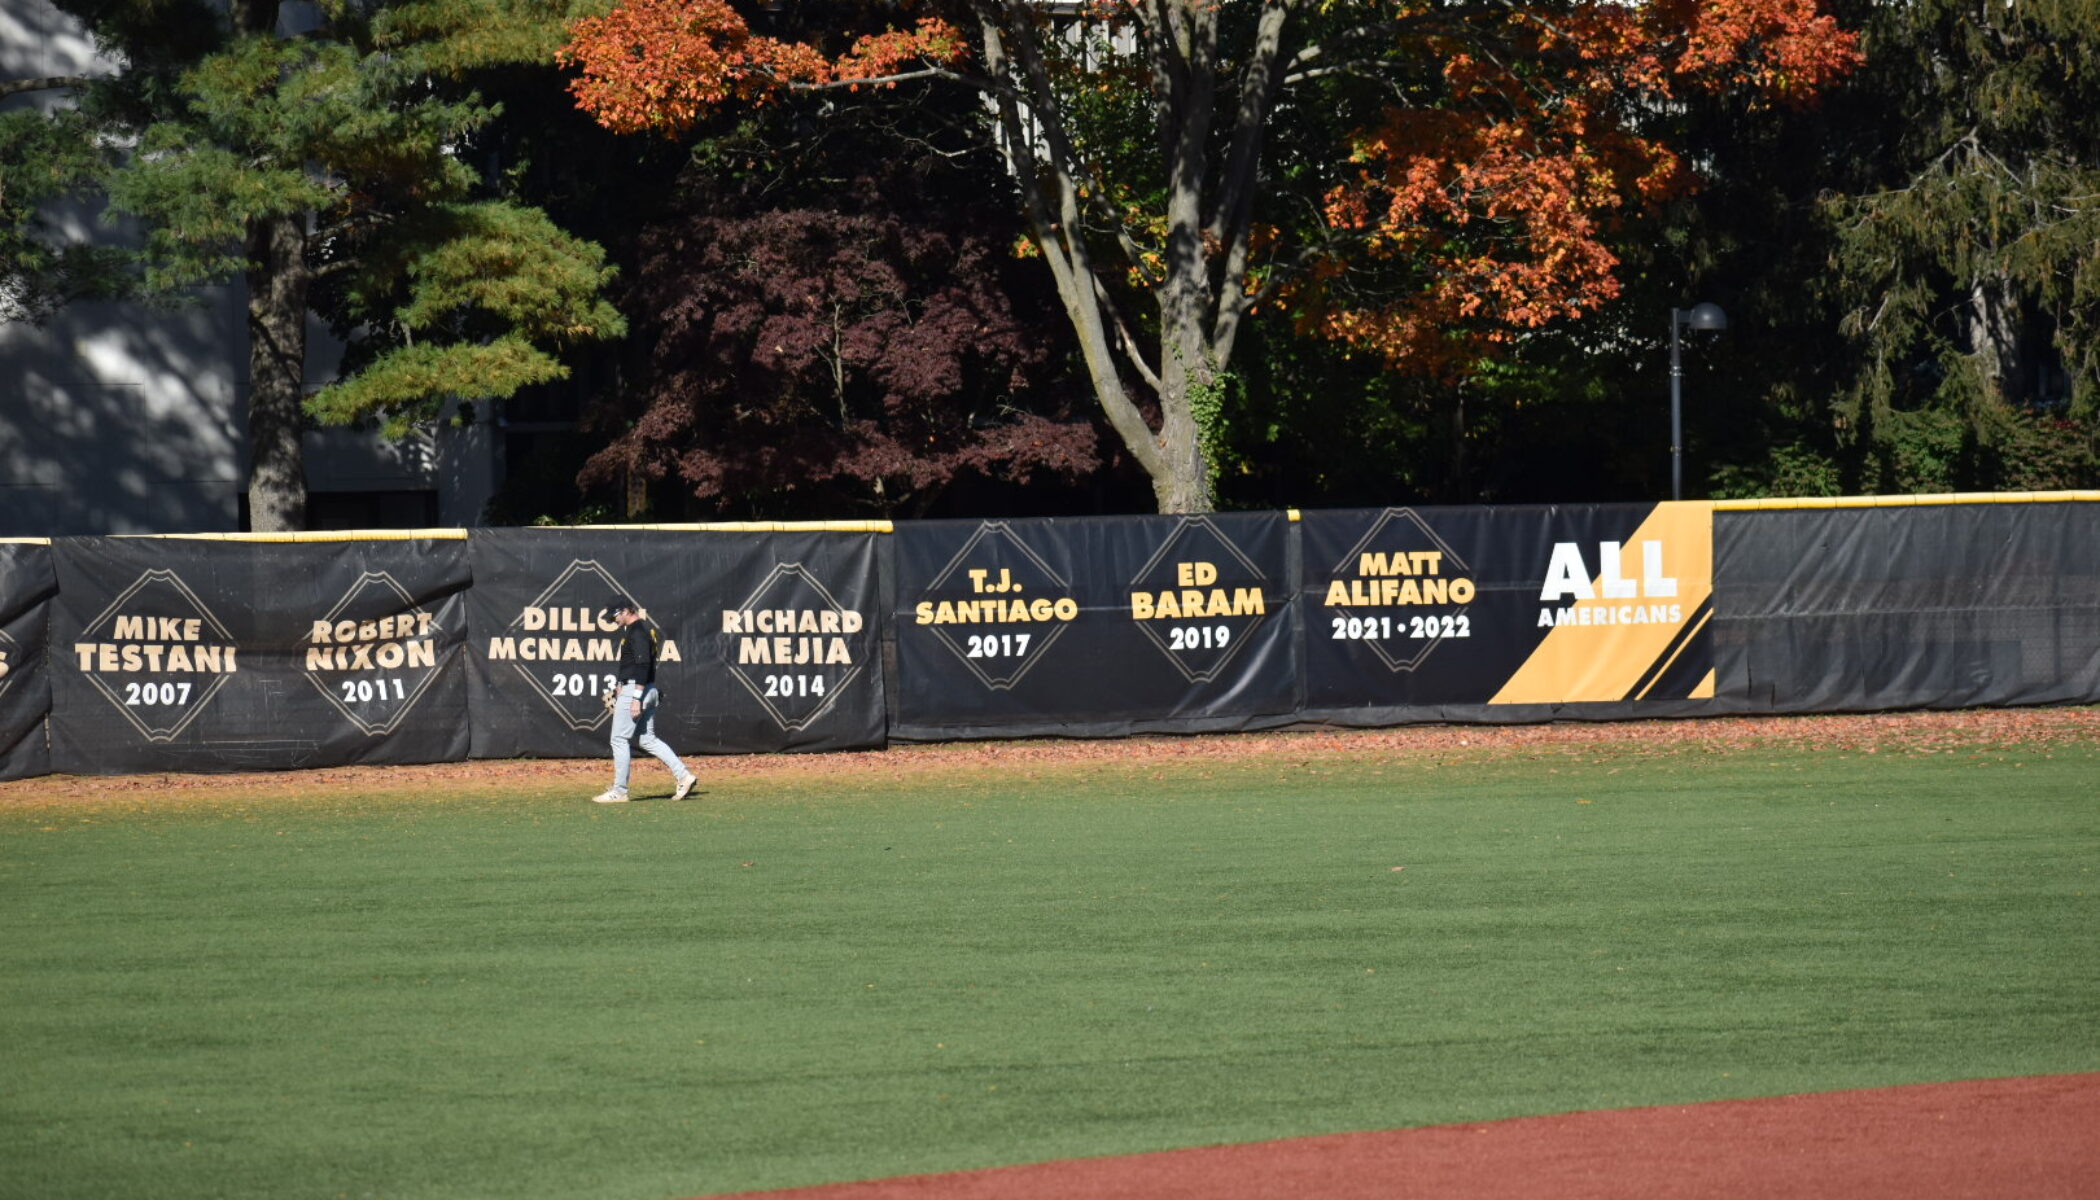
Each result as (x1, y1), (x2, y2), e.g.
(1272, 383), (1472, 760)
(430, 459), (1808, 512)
(615, 618), (661, 687)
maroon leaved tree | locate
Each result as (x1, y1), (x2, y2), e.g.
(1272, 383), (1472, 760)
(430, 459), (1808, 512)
(582, 171), (1101, 518)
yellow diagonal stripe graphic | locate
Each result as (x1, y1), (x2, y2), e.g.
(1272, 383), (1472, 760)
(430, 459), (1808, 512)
(1489, 501), (1715, 705)
(1631, 603), (1715, 700)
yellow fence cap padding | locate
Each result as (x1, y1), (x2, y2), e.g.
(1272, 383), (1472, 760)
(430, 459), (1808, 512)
(1714, 490), (2099, 511)
(115, 529), (470, 542)
(536, 520), (894, 534)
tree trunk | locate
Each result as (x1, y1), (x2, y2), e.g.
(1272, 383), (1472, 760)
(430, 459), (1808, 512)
(1446, 387), (1468, 502)
(244, 212), (308, 532)
(1968, 272), (2032, 406)
(230, 0), (307, 532)
(1153, 298), (1218, 513)
(1152, 0), (1222, 515)
(975, 0), (1281, 515)
(1148, 385), (1214, 513)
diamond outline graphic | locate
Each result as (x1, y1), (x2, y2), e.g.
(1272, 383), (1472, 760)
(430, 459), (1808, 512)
(509, 559), (633, 733)
(0, 627), (18, 701)
(76, 569), (236, 742)
(725, 563), (863, 732)
(302, 571), (447, 736)
(921, 522), (1076, 691)
(1328, 508), (1474, 673)
(1126, 516), (1272, 684)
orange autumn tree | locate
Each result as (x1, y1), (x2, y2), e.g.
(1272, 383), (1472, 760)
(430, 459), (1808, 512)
(562, 0), (1858, 513)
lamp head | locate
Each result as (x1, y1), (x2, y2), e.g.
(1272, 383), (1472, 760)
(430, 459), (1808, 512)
(1683, 302), (1728, 331)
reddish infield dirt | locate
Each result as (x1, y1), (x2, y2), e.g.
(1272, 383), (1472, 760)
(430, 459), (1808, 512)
(701, 1073), (2100, 1200)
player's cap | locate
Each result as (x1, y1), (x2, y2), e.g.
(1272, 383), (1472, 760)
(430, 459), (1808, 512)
(600, 594), (638, 618)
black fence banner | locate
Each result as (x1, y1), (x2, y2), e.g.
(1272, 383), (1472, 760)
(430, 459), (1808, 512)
(1298, 502), (1716, 723)
(8, 497), (2094, 783)
(889, 513), (1298, 739)
(47, 535), (471, 774)
(1, 540), (56, 780)
(1714, 500), (2100, 711)
(465, 528), (884, 759)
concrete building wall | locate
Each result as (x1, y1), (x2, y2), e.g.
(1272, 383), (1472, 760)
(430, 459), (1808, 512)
(1, 0), (245, 534)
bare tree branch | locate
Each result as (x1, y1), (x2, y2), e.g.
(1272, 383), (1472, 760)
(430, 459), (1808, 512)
(972, 0), (1166, 475)
(0, 75), (92, 99)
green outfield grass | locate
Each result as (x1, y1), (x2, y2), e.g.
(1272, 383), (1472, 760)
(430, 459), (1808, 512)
(4, 737), (2098, 1200)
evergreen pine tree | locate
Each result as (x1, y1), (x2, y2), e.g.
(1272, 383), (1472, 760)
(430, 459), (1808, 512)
(1820, 0), (2100, 489)
(3, 0), (624, 529)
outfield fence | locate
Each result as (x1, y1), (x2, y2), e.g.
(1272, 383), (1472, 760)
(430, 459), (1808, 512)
(2, 495), (2095, 778)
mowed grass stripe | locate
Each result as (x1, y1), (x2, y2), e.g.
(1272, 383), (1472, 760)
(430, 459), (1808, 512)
(3, 743), (2096, 1200)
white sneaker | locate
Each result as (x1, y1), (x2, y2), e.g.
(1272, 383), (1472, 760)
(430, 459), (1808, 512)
(671, 774), (697, 802)
(591, 789), (630, 804)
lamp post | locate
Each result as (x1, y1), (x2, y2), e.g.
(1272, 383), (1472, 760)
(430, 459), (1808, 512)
(1669, 302), (1728, 501)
